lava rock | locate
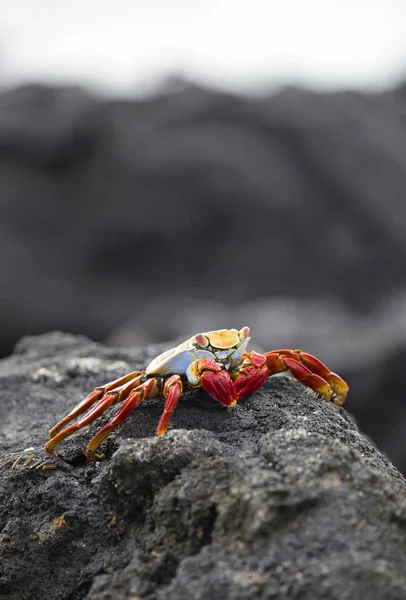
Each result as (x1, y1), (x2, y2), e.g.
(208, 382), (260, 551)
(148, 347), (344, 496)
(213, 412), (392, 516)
(108, 291), (406, 475)
(2, 81), (406, 477)
(1, 332), (405, 600)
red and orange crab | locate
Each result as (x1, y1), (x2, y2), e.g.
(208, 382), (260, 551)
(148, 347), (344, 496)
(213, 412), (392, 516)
(45, 327), (349, 460)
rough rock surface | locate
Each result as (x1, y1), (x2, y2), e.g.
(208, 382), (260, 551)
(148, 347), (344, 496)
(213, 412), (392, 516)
(1, 332), (406, 600)
(2, 81), (406, 474)
(108, 291), (406, 474)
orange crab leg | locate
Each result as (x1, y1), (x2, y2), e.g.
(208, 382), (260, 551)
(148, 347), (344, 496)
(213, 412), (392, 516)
(283, 358), (333, 400)
(45, 373), (145, 455)
(48, 371), (143, 438)
(156, 375), (183, 436)
(293, 351), (349, 406)
(45, 392), (118, 455)
(84, 378), (160, 460)
(264, 349), (348, 405)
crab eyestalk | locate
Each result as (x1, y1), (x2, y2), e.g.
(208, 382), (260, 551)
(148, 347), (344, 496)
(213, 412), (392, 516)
(239, 326), (250, 340)
(194, 333), (209, 348)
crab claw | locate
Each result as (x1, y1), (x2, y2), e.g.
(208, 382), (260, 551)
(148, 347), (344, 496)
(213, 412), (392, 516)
(201, 368), (238, 407)
(197, 352), (269, 407)
(186, 358), (238, 406)
(232, 351), (269, 399)
(187, 358), (238, 407)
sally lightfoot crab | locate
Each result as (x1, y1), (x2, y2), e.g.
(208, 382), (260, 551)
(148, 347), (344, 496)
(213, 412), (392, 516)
(44, 328), (349, 460)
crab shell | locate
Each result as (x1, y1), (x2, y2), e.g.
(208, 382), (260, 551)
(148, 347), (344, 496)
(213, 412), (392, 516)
(145, 327), (251, 377)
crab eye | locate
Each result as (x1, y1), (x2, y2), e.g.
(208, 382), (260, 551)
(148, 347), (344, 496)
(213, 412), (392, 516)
(239, 326), (250, 339)
(195, 333), (209, 348)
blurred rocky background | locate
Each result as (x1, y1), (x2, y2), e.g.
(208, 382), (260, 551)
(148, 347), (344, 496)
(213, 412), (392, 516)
(1, 0), (406, 473)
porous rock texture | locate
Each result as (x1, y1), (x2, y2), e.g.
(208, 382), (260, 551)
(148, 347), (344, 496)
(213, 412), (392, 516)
(2, 81), (406, 475)
(1, 332), (406, 600)
(109, 291), (406, 474)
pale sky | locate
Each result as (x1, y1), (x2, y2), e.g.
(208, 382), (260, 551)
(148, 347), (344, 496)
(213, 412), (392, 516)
(0, 0), (405, 96)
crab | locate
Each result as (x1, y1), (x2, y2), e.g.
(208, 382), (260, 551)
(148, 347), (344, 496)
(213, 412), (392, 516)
(44, 327), (349, 460)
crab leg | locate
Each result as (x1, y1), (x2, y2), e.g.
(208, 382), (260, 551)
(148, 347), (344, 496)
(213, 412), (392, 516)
(264, 349), (349, 405)
(294, 351), (349, 405)
(156, 375), (183, 436)
(45, 373), (144, 455)
(48, 371), (143, 438)
(84, 378), (160, 460)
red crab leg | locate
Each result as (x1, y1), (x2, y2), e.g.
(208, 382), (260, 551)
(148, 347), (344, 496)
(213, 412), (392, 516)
(84, 377), (160, 460)
(48, 371), (143, 438)
(45, 373), (145, 455)
(294, 351), (349, 406)
(264, 349), (349, 405)
(156, 375), (183, 436)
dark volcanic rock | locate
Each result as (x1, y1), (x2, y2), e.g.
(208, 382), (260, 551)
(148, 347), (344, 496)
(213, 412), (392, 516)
(1, 332), (406, 600)
(108, 291), (406, 475)
(2, 81), (406, 476)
